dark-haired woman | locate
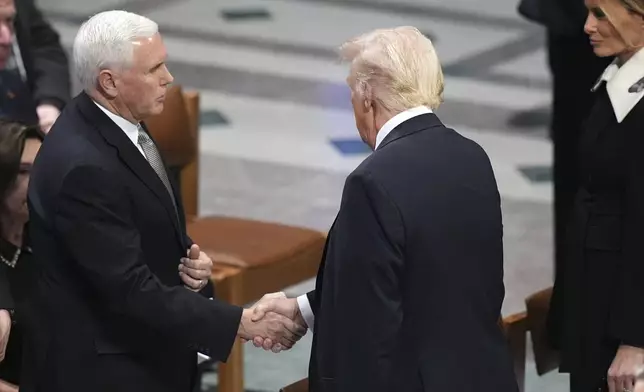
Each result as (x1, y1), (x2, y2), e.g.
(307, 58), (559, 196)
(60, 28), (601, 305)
(0, 120), (45, 391)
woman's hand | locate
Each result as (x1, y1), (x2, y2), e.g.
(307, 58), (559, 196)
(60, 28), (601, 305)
(0, 310), (10, 363)
(0, 379), (18, 392)
(608, 345), (644, 392)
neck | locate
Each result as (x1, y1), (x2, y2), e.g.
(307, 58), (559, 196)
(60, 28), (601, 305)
(618, 47), (640, 65)
(89, 91), (139, 125)
(374, 106), (398, 131)
(1, 216), (24, 247)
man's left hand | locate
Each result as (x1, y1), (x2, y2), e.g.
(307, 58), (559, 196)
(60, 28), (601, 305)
(179, 244), (213, 292)
(36, 104), (61, 133)
(608, 344), (644, 392)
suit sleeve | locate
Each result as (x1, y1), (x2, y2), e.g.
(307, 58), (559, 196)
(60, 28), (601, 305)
(23, 0), (70, 109)
(332, 172), (405, 392)
(609, 134), (644, 348)
(306, 290), (315, 311)
(0, 268), (13, 310)
(53, 165), (242, 361)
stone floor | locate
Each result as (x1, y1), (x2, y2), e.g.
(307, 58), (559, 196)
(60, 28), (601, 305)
(37, 0), (572, 390)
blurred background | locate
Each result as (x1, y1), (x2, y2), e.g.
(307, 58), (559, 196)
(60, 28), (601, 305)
(38, 0), (561, 390)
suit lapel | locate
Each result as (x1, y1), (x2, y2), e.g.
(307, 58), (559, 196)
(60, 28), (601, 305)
(377, 113), (443, 150)
(585, 86), (617, 149)
(76, 93), (184, 247)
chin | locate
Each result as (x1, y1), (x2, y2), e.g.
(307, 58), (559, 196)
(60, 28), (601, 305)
(593, 46), (617, 58)
(150, 102), (165, 115)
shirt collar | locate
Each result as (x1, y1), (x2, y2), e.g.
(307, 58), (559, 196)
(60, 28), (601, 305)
(375, 106), (433, 150)
(597, 48), (644, 123)
(93, 101), (140, 146)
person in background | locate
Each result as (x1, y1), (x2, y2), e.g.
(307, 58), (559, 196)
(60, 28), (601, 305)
(0, 120), (45, 392)
(251, 26), (517, 392)
(548, 0), (644, 391)
(519, 0), (613, 290)
(0, 0), (70, 131)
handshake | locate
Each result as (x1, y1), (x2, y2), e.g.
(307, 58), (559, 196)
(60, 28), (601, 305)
(237, 292), (307, 353)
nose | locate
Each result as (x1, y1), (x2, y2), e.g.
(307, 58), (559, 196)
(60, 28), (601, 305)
(0, 22), (12, 44)
(584, 12), (597, 35)
(162, 64), (174, 86)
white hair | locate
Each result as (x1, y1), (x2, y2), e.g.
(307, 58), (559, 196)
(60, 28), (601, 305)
(340, 26), (444, 112)
(73, 10), (159, 92)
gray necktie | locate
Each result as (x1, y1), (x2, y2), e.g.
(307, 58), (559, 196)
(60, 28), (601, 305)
(137, 124), (178, 214)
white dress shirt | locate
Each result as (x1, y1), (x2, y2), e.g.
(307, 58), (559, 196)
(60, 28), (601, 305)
(596, 47), (644, 123)
(93, 101), (146, 156)
(296, 105), (433, 330)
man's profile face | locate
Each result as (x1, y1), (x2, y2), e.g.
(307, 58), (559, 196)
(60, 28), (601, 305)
(0, 0), (15, 69)
(114, 33), (173, 121)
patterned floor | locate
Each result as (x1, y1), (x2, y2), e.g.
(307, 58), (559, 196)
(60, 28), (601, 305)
(38, 0), (570, 390)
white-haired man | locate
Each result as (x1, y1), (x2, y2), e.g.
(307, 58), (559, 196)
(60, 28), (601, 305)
(252, 27), (519, 392)
(24, 11), (303, 392)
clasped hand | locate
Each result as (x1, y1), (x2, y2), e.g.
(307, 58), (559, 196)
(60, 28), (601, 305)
(179, 244), (212, 292)
(241, 292), (307, 353)
(608, 345), (644, 392)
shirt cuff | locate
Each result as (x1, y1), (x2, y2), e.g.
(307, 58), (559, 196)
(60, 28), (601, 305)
(297, 294), (315, 332)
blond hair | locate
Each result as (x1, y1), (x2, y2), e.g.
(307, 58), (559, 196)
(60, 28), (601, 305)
(600, 0), (644, 50)
(339, 26), (444, 113)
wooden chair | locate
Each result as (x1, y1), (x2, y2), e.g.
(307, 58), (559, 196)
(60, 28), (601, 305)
(280, 312), (529, 392)
(145, 85), (327, 392)
(280, 378), (308, 392)
(501, 311), (528, 392)
(525, 287), (559, 376)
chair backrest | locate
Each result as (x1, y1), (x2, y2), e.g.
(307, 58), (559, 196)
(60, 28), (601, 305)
(525, 286), (559, 375)
(145, 84), (200, 218)
(501, 311), (528, 392)
(280, 378), (308, 392)
(279, 313), (528, 392)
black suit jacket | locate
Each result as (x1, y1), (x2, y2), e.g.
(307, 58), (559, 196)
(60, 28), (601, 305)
(306, 114), (518, 392)
(14, 0), (70, 110)
(25, 92), (242, 392)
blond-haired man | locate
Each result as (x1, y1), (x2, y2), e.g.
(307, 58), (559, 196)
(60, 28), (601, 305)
(253, 26), (518, 392)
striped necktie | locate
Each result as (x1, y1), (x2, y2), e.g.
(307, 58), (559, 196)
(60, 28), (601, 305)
(137, 124), (178, 214)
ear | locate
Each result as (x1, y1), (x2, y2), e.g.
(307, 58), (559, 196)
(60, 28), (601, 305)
(363, 96), (372, 113)
(361, 84), (374, 113)
(97, 70), (118, 99)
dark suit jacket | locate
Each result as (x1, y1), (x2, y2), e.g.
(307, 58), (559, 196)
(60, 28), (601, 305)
(25, 92), (242, 392)
(306, 113), (518, 392)
(15, 0), (70, 110)
(519, 0), (588, 35)
(548, 85), (644, 391)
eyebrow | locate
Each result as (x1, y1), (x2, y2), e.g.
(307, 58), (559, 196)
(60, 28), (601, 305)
(589, 6), (606, 16)
(149, 60), (165, 71)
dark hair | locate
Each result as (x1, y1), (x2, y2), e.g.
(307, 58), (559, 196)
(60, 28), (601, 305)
(0, 119), (45, 234)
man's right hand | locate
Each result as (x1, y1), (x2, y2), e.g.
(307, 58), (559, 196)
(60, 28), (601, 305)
(237, 307), (305, 352)
(250, 293), (306, 352)
(0, 310), (11, 363)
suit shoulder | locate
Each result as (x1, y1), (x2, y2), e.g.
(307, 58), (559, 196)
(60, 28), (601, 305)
(368, 125), (491, 169)
(32, 108), (115, 191)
